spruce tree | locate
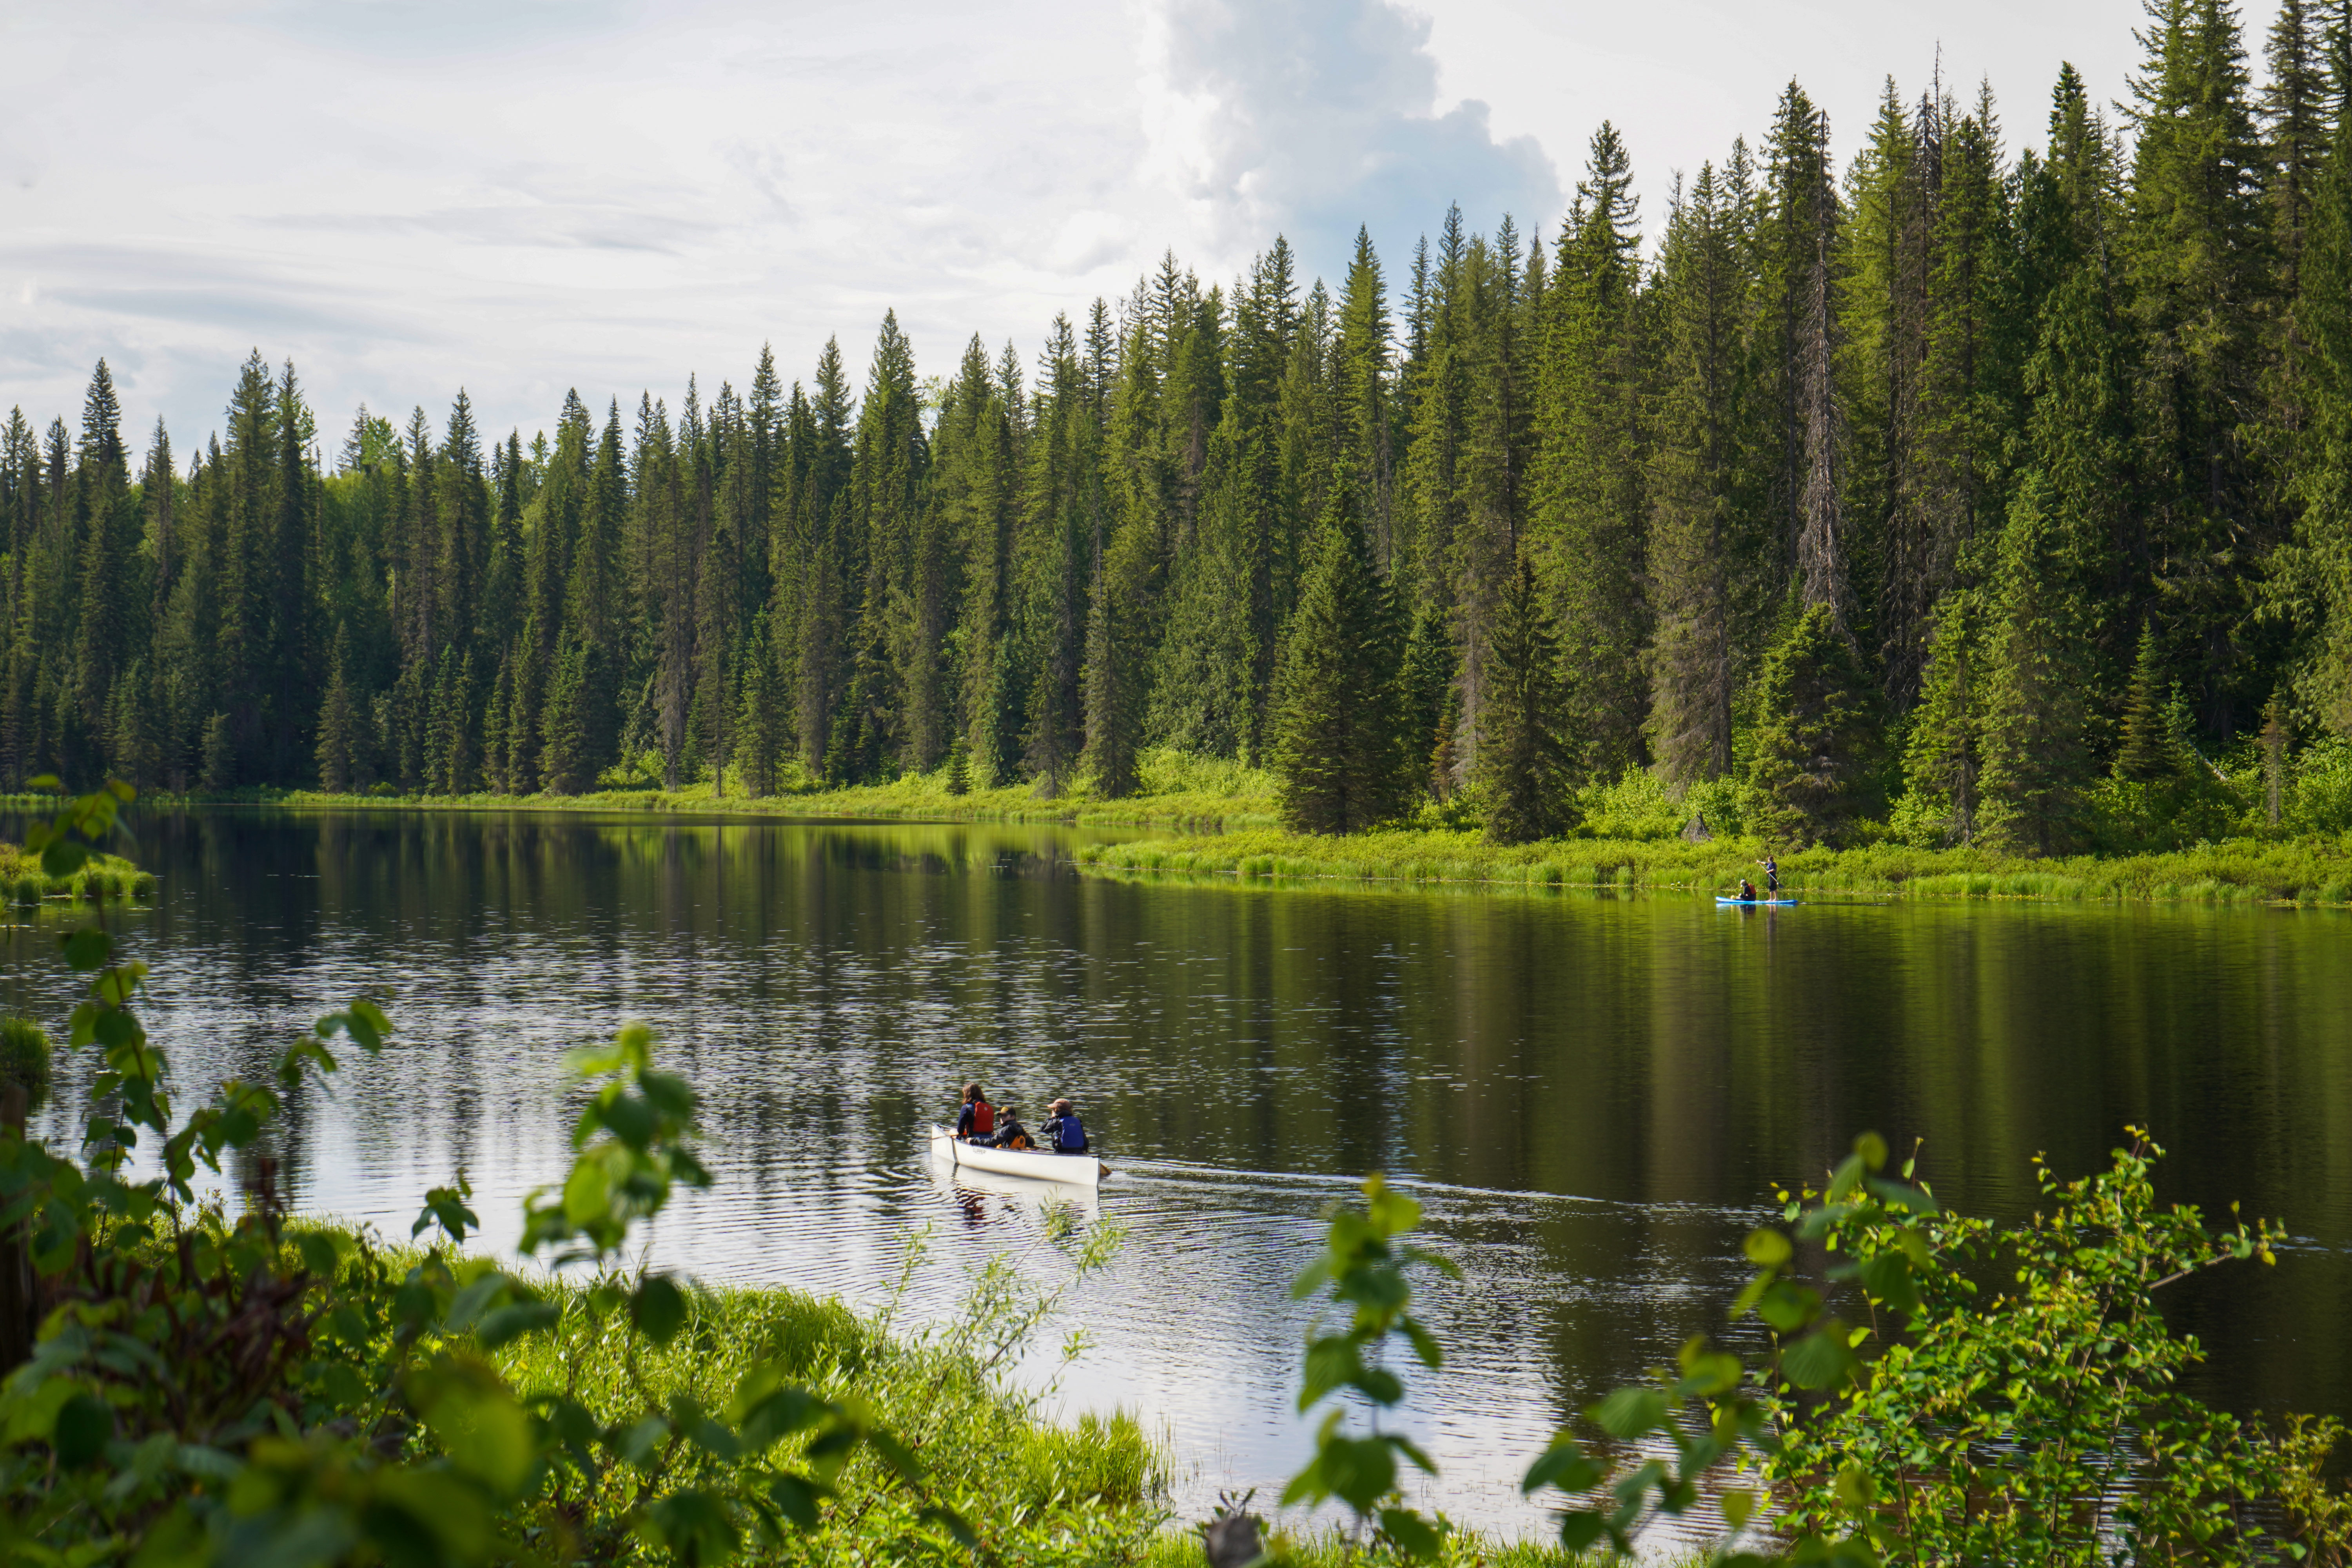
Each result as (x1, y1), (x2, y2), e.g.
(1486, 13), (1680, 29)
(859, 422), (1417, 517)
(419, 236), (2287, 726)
(108, 660), (160, 793)
(200, 711), (236, 793)
(1747, 602), (1879, 846)
(1646, 162), (1751, 784)
(2123, 0), (2273, 731)
(483, 653), (513, 794)
(540, 637), (591, 795)
(1977, 476), (2097, 853)
(2284, 17), (2352, 735)
(2114, 621), (2180, 780)
(316, 629), (358, 793)
(1537, 122), (1651, 777)
(1901, 590), (1987, 844)
(733, 611), (782, 797)
(1267, 474), (1410, 833)
(1080, 521), (1151, 799)
(1476, 550), (1581, 844)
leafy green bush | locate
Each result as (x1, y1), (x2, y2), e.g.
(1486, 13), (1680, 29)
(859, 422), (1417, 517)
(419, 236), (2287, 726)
(1259, 1138), (2352, 1566)
(2289, 739), (2352, 835)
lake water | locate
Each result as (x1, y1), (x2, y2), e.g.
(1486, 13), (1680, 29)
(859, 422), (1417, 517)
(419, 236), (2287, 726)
(7, 808), (2352, 1539)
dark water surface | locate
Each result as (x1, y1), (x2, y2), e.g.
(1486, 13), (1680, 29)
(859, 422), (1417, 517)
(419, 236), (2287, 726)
(7, 808), (2352, 1535)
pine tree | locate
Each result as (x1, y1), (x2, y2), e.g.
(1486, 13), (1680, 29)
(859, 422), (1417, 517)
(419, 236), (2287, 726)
(108, 659), (160, 792)
(2114, 621), (2181, 780)
(733, 610), (782, 797)
(316, 628), (358, 793)
(1266, 472), (1410, 833)
(1977, 476), (2098, 853)
(200, 711), (236, 793)
(1747, 602), (1880, 846)
(2124, 0), (2275, 731)
(482, 652), (513, 794)
(72, 361), (141, 748)
(540, 636), (593, 795)
(2262, 0), (2329, 290)
(1901, 589), (1987, 843)
(1647, 162), (1753, 783)
(1537, 122), (1650, 777)
(2283, 15), (2352, 734)
(1476, 549), (1580, 843)
(1080, 517), (1154, 798)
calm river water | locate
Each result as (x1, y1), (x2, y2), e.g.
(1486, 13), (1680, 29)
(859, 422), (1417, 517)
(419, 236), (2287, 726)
(6, 808), (2351, 1536)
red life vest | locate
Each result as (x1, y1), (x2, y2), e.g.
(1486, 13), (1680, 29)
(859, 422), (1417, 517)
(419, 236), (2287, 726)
(971, 1101), (995, 1136)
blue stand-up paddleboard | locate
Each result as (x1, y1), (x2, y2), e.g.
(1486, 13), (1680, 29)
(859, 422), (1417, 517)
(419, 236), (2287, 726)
(1715, 896), (1797, 907)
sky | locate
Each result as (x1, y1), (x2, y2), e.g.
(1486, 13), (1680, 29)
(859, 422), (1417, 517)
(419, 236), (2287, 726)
(0, 0), (2289, 461)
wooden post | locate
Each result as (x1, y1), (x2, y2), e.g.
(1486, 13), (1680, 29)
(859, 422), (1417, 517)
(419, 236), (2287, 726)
(0, 1084), (29, 1370)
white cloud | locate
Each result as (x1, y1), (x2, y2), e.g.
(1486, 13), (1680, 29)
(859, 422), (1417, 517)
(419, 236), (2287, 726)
(1139, 0), (1559, 281)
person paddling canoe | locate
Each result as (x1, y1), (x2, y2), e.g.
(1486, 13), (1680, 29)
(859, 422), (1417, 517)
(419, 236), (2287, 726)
(955, 1082), (995, 1142)
(975, 1103), (1035, 1151)
(1758, 853), (1779, 897)
(1040, 1098), (1087, 1154)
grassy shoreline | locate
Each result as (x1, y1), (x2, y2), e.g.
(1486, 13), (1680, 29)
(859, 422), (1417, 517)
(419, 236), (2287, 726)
(1074, 825), (2352, 905)
(16, 751), (2352, 904)
(29, 747), (1280, 832)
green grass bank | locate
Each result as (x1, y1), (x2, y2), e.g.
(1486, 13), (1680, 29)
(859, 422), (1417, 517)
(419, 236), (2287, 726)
(1075, 824), (2352, 905)
(104, 746), (1281, 831)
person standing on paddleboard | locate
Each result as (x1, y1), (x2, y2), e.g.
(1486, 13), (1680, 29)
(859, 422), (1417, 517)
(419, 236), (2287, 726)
(1758, 853), (1779, 897)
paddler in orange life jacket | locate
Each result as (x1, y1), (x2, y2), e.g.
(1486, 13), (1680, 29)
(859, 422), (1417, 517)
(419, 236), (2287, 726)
(975, 1104), (1034, 1151)
(955, 1082), (995, 1142)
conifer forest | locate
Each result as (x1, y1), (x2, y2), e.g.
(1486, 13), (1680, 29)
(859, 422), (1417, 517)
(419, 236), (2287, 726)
(11, 2), (2352, 853)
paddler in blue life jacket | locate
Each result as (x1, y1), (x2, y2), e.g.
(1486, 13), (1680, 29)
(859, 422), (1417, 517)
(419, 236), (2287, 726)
(1758, 853), (1779, 896)
(955, 1082), (996, 1142)
(1039, 1098), (1087, 1154)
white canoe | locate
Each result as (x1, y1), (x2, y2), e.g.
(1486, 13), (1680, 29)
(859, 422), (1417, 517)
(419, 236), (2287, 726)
(929, 1125), (1104, 1188)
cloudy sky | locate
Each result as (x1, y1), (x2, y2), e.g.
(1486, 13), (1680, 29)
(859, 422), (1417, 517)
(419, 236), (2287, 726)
(0, 0), (2283, 458)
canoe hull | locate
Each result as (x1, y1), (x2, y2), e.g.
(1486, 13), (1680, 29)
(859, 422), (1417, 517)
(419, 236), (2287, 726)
(929, 1126), (1103, 1187)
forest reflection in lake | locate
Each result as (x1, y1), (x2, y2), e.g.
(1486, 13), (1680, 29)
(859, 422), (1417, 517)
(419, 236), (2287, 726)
(5, 806), (2350, 1534)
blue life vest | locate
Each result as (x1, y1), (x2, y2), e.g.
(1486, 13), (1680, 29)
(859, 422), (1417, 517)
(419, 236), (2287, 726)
(1053, 1114), (1087, 1153)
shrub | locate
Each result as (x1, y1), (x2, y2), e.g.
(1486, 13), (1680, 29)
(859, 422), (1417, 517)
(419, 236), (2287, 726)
(2290, 738), (2352, 835)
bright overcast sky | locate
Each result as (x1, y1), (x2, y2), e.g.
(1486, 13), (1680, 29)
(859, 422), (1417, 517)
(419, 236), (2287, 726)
(0, 0), (2285, 458)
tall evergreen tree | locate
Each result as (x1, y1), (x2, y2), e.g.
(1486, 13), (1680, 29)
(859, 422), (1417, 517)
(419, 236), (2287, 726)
(1536, 123), (1650, 778)
(1977, 475), (2099, 852)
(1647, 163), (1753, 783)
(1476, 548), (1580, 843)
(1267, 470), (1410, 833)
(1901, 589), (1988, 843)
(1747, 602), (1879, 846)
(2124, 0), (2275, 732)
